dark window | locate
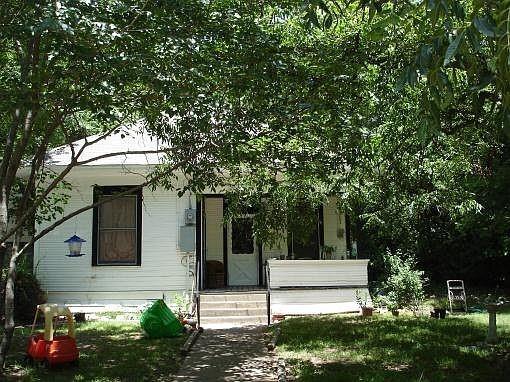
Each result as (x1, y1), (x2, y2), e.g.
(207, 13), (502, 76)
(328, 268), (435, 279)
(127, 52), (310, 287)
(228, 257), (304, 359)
(232, 217), (254, 254)
(92, 186), (142, 266)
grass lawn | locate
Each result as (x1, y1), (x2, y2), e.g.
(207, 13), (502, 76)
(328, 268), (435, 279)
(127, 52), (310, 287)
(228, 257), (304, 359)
(5, 320), (186, 381)
(276, 308), (510, 381)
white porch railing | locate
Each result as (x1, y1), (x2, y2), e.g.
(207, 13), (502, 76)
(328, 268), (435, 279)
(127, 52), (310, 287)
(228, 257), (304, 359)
(265, 259), (370, 323)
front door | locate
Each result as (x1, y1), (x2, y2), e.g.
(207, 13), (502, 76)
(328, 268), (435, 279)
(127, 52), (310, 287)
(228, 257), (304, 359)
(228, 216), (258, 286)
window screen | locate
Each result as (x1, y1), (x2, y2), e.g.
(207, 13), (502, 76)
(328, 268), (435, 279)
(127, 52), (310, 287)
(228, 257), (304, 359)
(232, 217), (254, 254)
(93, 187), (141, 265)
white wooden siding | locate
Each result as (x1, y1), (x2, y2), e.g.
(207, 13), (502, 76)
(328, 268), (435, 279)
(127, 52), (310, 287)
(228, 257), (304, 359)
(34, 171), (194, 305)
(323, 196), (347, 259)
(204, 198), (223, 263)
(35, 177), (352, 306)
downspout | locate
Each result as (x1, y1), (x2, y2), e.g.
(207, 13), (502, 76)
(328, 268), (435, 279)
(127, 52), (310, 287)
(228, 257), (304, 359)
(345, 213), (352, 258)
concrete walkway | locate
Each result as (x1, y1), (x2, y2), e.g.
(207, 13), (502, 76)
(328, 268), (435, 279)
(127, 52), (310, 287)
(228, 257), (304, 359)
(172, 325), (277, 382)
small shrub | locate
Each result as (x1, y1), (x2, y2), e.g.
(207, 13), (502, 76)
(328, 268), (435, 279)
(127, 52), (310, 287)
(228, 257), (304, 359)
(371, 293), (386, 309)
(1, 257), (46, 324)
(172, 292), (191, 318)
(382, 250), (426, 313)
(355, 290), (370, 308)
(435, 297), (449, 309)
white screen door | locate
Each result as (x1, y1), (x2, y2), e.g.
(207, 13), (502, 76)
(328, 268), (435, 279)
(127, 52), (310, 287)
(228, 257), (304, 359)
(228, 216), (258, 286)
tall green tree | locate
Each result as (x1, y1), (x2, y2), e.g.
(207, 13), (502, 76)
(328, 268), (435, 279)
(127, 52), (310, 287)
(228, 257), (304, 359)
(0, 0), (287, 368)
(0, 0), (178, 367)
(219, 0), (510, 284)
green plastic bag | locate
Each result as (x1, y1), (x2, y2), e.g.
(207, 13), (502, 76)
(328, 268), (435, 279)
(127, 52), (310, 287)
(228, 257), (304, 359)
(140, 299), (183, 338)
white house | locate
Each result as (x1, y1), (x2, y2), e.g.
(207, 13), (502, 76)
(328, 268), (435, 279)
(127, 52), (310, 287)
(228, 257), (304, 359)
(33, 125), (370, 325)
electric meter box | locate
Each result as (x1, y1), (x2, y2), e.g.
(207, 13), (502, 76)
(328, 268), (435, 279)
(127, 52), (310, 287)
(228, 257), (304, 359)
(179, 225), (195, 252)
(184, 208), (196, 225)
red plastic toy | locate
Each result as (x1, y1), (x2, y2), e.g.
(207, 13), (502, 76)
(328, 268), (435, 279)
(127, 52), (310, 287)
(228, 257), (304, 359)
(26, 304), (79, 367)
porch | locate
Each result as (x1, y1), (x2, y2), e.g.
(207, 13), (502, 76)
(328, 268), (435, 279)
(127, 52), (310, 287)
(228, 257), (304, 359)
(197, 259), (370, 327)
(195, 194), (354, 291)
(194, 195), (370, 325)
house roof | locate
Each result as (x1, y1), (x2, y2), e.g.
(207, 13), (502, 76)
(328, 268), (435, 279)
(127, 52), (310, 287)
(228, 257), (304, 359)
(44, 122), (166, 167)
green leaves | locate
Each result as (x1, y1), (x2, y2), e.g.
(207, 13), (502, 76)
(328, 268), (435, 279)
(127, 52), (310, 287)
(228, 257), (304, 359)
(301, 0), (339, 30)
(443, 29), (465, 66)
(382, 249), (426, 312)
(396, 66), (418, 91)
(473, 15), (497, 37)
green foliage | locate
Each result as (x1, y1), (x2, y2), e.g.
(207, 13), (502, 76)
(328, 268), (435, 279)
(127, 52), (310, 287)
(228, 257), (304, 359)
(434, 297), (449, 309)
(13, 260), (46, 324)
(289, 0), (510, 287)
(1, 258), (46, 324)
(382, 250), (426, 312)
(171, 292), (191, 317)
(354, 289), (370, 308)
(33, 170), (73, 225)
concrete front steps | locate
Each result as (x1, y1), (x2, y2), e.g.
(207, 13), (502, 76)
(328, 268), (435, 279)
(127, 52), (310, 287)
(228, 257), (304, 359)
(199, 291), (267, 328)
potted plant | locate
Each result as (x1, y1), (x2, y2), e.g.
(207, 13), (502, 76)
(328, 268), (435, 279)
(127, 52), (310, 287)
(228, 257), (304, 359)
(387, 299), (400, 316)
(431, 297), (447, 319)
(355, 290), (373, 317)
(377, 290), (398, 316)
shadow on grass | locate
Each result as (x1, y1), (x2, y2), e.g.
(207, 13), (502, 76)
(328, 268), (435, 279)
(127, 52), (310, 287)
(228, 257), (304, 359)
(6, 321), (186, 382)
(277, 311), (510, 382)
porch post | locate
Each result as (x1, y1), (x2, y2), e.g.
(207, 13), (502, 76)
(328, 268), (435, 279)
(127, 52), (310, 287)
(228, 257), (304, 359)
(195, 198), (203, 291)
(318, 205), (324, 251)
(222, 196), (228, 287)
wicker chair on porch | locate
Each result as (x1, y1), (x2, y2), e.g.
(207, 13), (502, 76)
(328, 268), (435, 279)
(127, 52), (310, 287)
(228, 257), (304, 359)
(206, 260), (225, 289)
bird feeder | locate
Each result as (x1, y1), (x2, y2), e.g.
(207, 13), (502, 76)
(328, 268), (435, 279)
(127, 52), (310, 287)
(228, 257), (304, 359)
(64, 235), (86, 257)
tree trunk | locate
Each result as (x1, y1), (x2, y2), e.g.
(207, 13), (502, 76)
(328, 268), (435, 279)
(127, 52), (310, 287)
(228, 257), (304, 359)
(0, 244), (5, 279)
(0, 244), (6, 332)
(0, 186), (9, 311)
(0, 237), (19, 371)
(0, 186), (8, 247)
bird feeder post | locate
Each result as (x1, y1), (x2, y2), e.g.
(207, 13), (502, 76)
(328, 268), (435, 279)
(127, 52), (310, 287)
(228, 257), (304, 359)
(486, 303), (499, 344)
